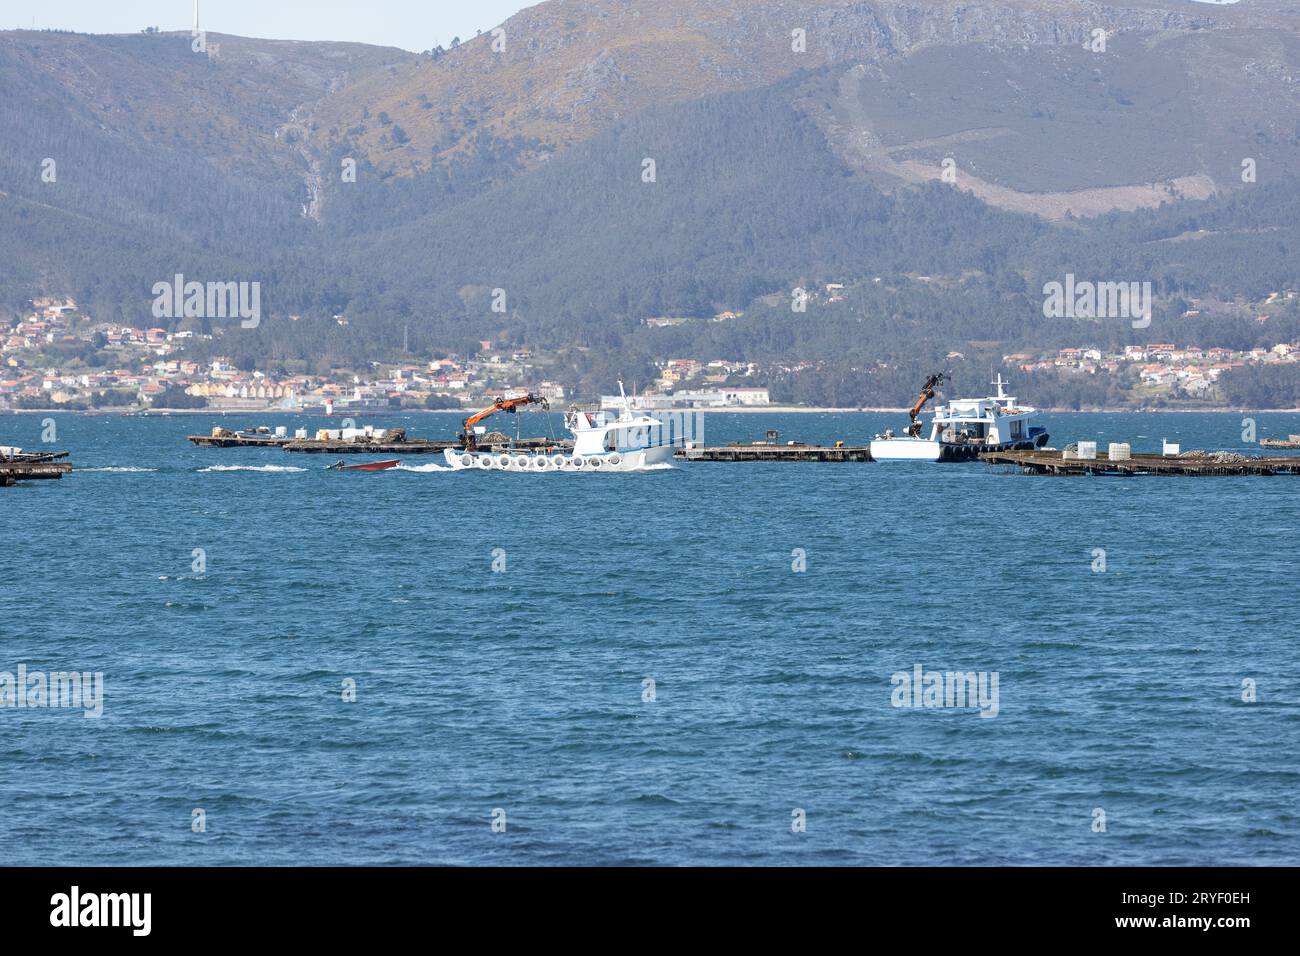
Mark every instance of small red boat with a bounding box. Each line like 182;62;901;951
327;459;401;472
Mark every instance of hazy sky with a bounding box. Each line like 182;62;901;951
0;0;537;52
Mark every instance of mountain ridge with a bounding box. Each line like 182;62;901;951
1;0;1297;383
310;0;1276;178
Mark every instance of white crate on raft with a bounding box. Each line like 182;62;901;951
1108;442;1131;460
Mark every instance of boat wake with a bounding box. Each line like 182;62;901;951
394;463;451;473
79;466;159;473
197;464;306;473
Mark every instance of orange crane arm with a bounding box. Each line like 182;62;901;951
464;395;536;431
907;373;946;435
460;393;549;448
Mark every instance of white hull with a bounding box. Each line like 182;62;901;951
443;445;676;472
869;438;943;462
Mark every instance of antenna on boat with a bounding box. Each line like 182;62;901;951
992;372;1008;399
618;379;632;416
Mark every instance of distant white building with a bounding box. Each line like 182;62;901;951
602;387;770;410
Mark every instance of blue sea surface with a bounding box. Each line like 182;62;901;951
2;410;1298;866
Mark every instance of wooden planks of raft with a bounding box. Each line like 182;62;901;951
187;434;292;448
981;449;1300;476
0;460;73;486
681;444;873;462
282;435;561;454
282;439;458;454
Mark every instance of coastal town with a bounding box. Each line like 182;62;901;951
2;294;1298;412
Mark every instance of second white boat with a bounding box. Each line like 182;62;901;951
871;374;1049;462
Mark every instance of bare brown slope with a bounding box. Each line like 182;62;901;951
311;0;1276;178
806;24;1300;220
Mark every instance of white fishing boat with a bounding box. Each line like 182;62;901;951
443;384;682;472
871;374;1049;463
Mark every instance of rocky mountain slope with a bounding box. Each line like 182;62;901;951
1;0;1297;356
308;0;1299;215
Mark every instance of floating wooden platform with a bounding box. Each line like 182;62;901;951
188;434;292;448
681;443;872;462
0;459;73;486
189;427;565;455
981;449;1300;476
1261;436;1300;449
283;438;458;454
284;435;566;455
3;451;70;463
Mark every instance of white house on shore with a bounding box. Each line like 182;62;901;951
602;387;770;410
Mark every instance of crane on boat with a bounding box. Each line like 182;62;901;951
459;393;549;450
906;373;947;437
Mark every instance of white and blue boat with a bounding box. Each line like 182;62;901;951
871;374;1049;462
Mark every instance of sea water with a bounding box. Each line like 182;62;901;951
1;411;1297;865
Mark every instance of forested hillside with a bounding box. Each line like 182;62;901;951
0;30;408;319
1;1;1298;402
281;70;1300;376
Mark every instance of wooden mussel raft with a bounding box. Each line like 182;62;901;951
188;419;562;455
0;448;73;486
679;431;872;461
1260;434;1300;449
285;427;456;454
681;443;872;462
188;425;291;448
189;423;454;454
981;448;1300;476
